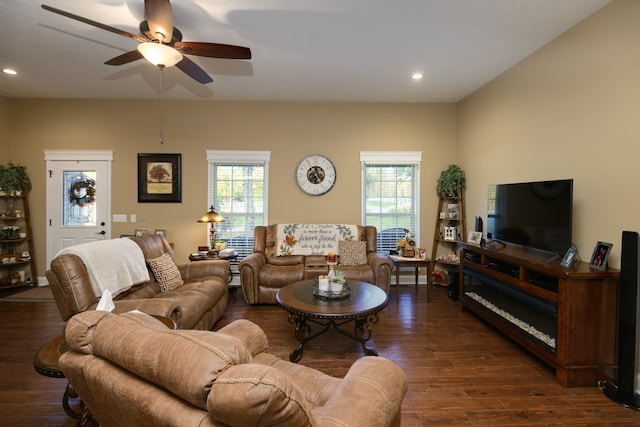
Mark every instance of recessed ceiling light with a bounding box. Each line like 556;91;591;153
411;72;423;80
3;68;17;75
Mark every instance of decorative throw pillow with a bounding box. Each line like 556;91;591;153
147;252;183;292
338;240;367;266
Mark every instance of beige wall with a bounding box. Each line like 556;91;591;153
0;96;8;158
458;0;640;268
4;0;638;278
5;100;456;277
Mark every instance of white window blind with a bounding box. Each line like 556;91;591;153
207;151;270;260
360;152;421;254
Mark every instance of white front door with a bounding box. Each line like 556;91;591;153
45;151;113;269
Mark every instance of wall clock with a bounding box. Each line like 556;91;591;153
295;155;336;196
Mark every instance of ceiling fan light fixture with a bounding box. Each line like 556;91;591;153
41;3;250;84
137;42;183;67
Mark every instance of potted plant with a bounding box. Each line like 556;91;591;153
0;162;32;196
330;270;346;293
436;164;466;197
212;239;227;251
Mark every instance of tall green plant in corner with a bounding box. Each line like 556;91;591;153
0;162;32;195
436;164;466;197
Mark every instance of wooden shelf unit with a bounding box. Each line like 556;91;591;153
431;190;466;286
0;192;37;288
458;242;619;387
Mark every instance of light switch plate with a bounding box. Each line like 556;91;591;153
113;214;127;223
130;214;137;223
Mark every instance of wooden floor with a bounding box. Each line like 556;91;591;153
1;284;638;426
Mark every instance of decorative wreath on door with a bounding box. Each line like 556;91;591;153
69;176;96;207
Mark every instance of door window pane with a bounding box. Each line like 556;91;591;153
63;172;96;226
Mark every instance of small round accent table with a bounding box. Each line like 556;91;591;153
33;315;176;423
33;334;86;421
276;280;388;363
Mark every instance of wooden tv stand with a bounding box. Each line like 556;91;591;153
458;242;619;387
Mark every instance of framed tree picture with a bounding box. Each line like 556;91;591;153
138;153;181;203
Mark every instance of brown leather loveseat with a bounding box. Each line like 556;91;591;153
239;224;393;304
61;310;408;426
46;234;229;330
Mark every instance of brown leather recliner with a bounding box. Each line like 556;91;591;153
239;225;393;304
61;310;408;427
46;234;229;330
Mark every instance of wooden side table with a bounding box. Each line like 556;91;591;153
33;334;85;421
189;251;238;285
388;255;432;302
33;315;175;424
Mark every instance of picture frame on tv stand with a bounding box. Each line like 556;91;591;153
560;247;578;268
589;241;613;270
467;231;483;246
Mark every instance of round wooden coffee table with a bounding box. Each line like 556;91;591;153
276;280;388;362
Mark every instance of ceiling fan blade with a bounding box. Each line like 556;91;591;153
41;4;147;43
144;0;173;43
176;57;213;84
105;50;144;66
174;42;251;60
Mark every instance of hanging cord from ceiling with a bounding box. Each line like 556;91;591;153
158;64;166;145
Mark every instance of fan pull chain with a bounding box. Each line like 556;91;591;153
159;65;165;145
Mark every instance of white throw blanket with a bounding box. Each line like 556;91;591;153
57;238;150;298
276;224;359;256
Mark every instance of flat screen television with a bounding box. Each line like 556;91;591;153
487;179;573;256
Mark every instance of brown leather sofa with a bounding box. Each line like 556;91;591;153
239;225;393;304
46;234;229;330
61;310;407;427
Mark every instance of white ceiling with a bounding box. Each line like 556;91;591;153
0;0;611;102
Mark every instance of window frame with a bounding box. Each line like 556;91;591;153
360;151;422;254
206;150;270;260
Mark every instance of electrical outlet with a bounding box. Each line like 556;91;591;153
113;214;127;223
130;214;137;223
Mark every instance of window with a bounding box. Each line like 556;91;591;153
360;152;421;254
207;151;270;260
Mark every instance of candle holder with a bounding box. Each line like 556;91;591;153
327;261;337;279
318;275;330;292
312;279;351;300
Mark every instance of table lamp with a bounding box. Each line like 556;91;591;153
197;206;224;250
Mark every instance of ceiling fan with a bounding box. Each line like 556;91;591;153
41;0;252;84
